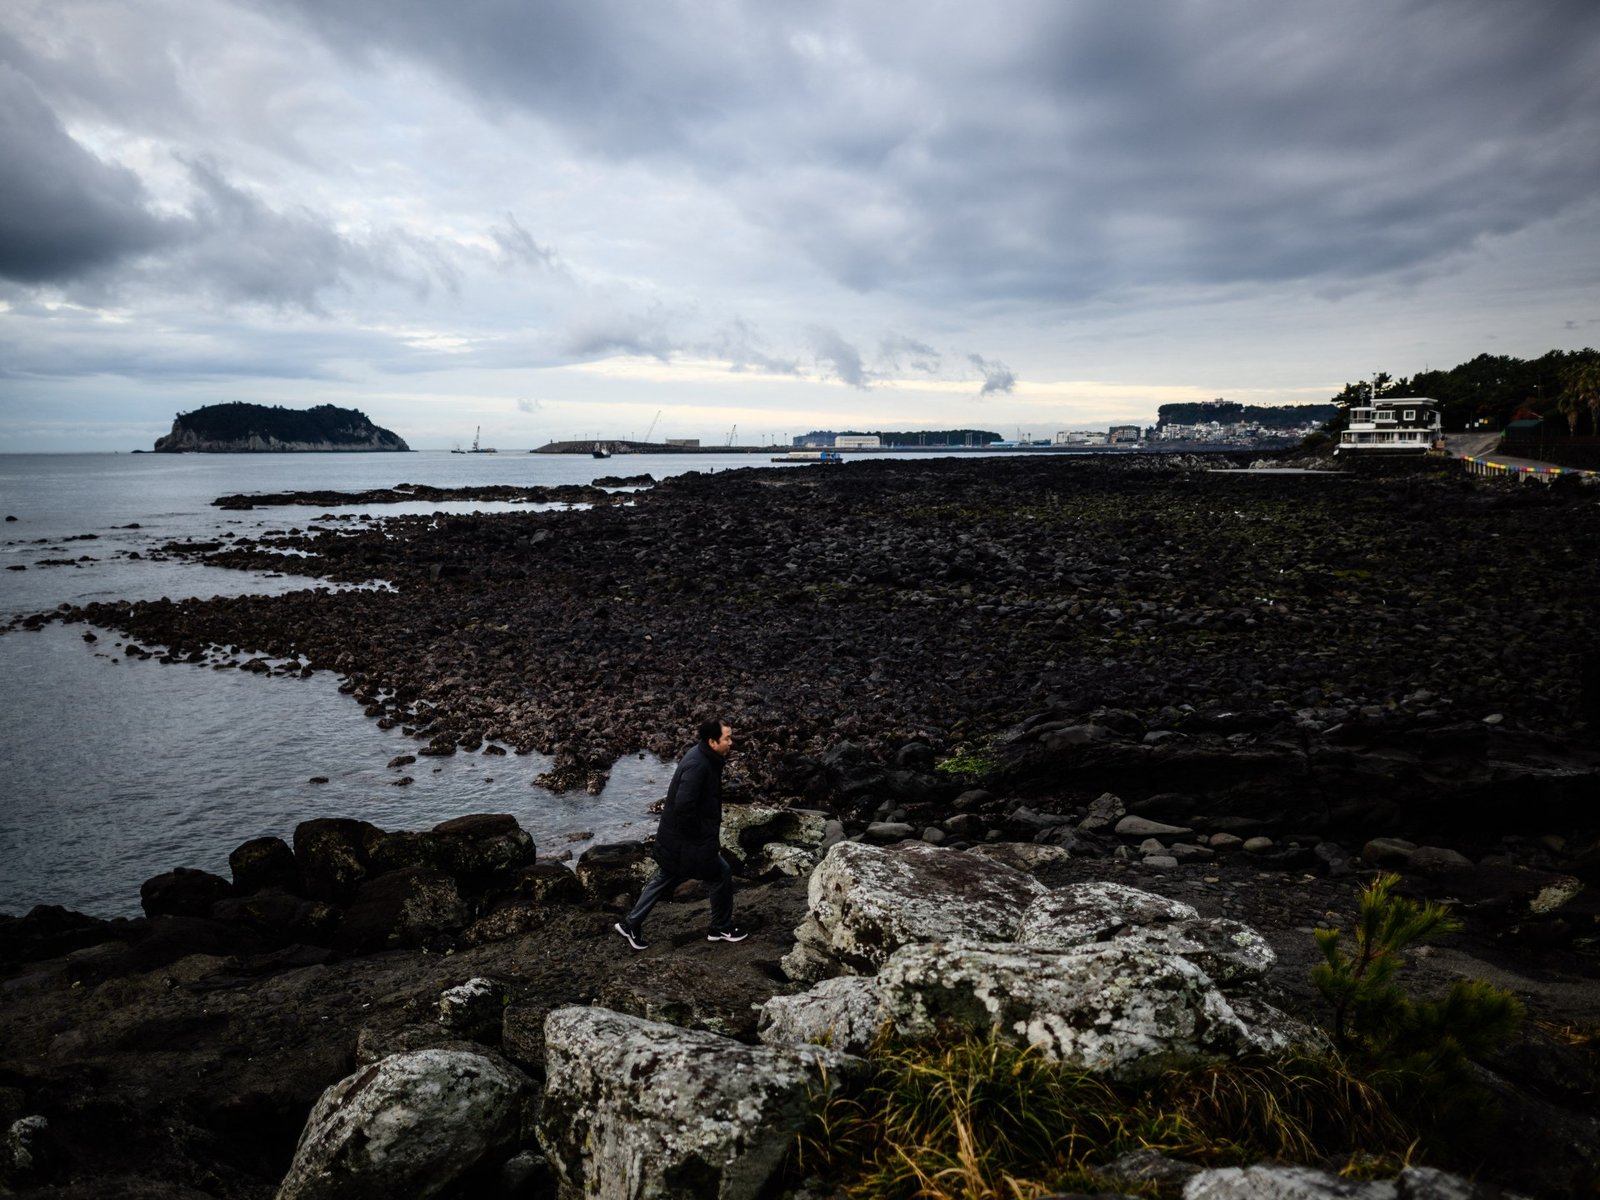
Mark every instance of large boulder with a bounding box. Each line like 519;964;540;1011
294;818;385;903
366;815;535;884
229;836;298;894
595;957;777;1040
720;804;827;875
781;841;1046;982
275;1049;528;1200
139;867;232;918
1182;1162;1529;1199
430;814;537;880
1016;882;1276;987
758;976;884;1056
575;842;655;903
538;1006;861;1200
514;859;586;904
877;940;1260;1081
333;867;470;954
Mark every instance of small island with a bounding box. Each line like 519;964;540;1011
151;403;410;453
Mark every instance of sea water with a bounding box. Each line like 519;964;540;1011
0;450;782;918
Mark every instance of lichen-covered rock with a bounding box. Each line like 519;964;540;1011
1017;881;1198;943
275;1049;527;1200
366;815;536;883
1016;883;1276;986
538;1006;861;1200
2;1115;55;1187
1182;1161;1529;1199
720;804;827;870
750;842;819;877
781;841;1046;981
595;956;778;1040
878;940;1254;1081
962;843;1075;874
1223;994;1329;1057
439;977;510;1037
758;976;884;1055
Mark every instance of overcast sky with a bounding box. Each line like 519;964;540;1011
2;0;1598;451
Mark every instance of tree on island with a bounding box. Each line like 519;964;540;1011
153;402;409;451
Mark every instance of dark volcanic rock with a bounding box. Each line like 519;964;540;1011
229;836;298;895
139;867;234;919
293;818;385;903
0;905;130;968
334;867;470;954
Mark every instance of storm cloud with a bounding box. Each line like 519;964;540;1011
1;0;1597;449
0;63;173;282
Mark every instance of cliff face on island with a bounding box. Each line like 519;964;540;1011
152;402;410;452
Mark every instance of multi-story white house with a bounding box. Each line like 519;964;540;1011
1335;398;1443;455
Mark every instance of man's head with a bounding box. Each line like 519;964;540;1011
698;717;733;756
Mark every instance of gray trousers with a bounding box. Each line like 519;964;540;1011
624;855;734;933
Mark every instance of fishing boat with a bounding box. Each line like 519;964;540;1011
592;443;612;459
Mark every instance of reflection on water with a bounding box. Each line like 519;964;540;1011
0;451;790;918
0;623;674;918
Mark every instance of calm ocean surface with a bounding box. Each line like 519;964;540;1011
0;449;810;918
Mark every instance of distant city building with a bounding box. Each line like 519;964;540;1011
665;438;701;447
834;435;881;448
1108;425;1142;444
1054;430;1108;446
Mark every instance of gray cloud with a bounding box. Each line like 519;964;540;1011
879;332;941;374
703;317;799;375
559;302;676;361
168;157;454;311
491;214;557;273
968;353;1016;396
515;396;542;414
4;0;1599;450
268;0;1600;306
0;63;174;283
807;325;871;389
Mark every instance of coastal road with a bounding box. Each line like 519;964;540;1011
1444;431;1596;480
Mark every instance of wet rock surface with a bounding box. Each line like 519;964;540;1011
1;455;1598;1196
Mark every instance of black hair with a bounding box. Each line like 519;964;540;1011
698;717;729;744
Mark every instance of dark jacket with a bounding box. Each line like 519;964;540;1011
652;741;725;882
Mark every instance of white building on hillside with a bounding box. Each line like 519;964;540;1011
1335;398;1443;455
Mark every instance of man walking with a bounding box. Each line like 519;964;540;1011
614;718;748;950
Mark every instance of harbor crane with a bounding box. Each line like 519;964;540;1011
643;409;662;444
726;423;737;447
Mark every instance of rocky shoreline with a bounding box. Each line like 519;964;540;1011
2;452;1597;1196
